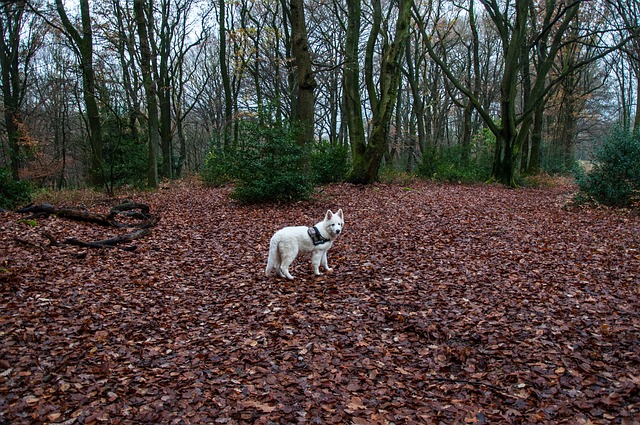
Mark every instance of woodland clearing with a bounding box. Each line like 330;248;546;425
1;181;639;424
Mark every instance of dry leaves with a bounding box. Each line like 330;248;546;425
1;182;639;424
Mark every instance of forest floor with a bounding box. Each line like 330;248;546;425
1;180;639;424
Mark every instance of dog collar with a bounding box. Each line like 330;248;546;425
308;226;330;245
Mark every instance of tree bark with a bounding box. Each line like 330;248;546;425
219;0;233;149
289;0;316;145
156;0;175;178
343;0;366;176
134;0;159;188
55;0;104;187
0;2;25;180
348;0;411;184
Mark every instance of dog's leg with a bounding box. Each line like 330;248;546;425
311;251;324;275
320;251;332;272
275;254;287;279
279;247;297;280
266;239;279;277
280;262;295;280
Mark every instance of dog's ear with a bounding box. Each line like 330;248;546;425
336;209;343;220
325;210;333;220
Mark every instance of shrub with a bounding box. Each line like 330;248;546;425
311;142;350;184
576;127;640;207
0;167;33;210
105;136;148;188
416;142;493;183
231;120;315;204
201;149;238;187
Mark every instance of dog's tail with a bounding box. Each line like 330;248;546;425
265;237;278;276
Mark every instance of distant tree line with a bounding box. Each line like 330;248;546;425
0;0;638;192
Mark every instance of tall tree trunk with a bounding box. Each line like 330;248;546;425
635;72;640;134
558;78;577;170
348;0;412;184
219;0;233;149
461;0;481;166
489;0;528;186
519;30;532;173
158;5;173;179
134;0;159;188
289;0;316;145
55;0;104;186
0;5;22;180
527;102;544;174
343;0;366;175
405;35;426;160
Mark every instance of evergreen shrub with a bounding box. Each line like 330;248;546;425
231;120;315;204
311;141;350;184
202;149;238;187
416;138;493;183
0;167;33;210
576;127;640;207
105;136;148;188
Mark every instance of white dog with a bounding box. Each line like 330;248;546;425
265;209;344;280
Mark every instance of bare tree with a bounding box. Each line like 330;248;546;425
348;0;412;184
53;0;105;186
610;0;640;132
417;0;611;185
134;0;159;188
0;1;42;179
288;0;316;145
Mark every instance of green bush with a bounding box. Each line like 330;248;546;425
416;142;493;183
202;149;238;187
576;127;640;207
231;120;315;204
105;136;148;188
0;167;33;210
311;142;350;184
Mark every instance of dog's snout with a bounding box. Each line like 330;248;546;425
336;229;341;234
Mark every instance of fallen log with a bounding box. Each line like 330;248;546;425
63;228;151;249
16;202;159;229
15;201;159;253
17;203;116;226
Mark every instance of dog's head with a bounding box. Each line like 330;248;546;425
324;209;344;237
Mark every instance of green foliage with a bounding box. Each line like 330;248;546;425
0;167;33;210
539;143;575;175
576;127;640;207
231;120;315;204
379;166;415;185
201;120;349;203
202;149;238;187
104;132;148;189
416;132;494;183
310;142;350;184
18;218;38;227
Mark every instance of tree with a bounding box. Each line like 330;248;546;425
417;0;590;185
342;0;365;179
54;0;105;186
288;0;316;145
108;0;143;141
134;0;159;188
347;0;412;184
0;1;40;180
154;0;207;178
610;0;640;133
218;0;233;148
